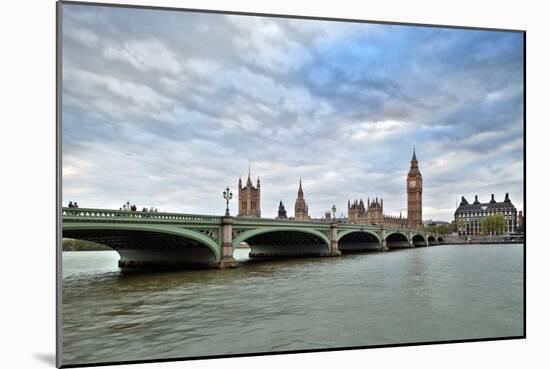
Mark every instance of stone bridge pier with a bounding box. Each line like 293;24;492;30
381;229;389;251
330;222;342;256
219;216;238;269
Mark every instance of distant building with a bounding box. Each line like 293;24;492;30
425;220;450;228
407;148;423;228
294;179;309;221
238;168;261;218
454;193;517;235
347;198;407;227
346;148;420;229
276;200;288;219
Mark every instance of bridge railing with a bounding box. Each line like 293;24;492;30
233;217;330;226
338;223;425;233
61;207;221;223
61;208;429;233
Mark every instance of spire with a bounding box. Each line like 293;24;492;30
245;160;252;185
297;178;304;198
411;145;417;163
277;200;287;219
257;176;260;187
408;146;420;175
246;161;252;186
238;176;242;188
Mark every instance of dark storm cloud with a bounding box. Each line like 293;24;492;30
61;4;524;221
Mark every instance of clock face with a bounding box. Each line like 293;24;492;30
409;180;416;188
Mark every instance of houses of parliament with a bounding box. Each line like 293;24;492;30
238;149;423;228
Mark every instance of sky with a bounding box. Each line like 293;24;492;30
61;4;524;222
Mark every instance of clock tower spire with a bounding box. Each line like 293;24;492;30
407;146;423;228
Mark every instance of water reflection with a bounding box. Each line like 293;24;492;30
62;244;524;366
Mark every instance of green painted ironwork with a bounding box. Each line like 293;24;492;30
63;221;222;260
62;207;221;224
231;226;331;250
337;228;382;242
62;207;437;263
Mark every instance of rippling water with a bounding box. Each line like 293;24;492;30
61;244;524;365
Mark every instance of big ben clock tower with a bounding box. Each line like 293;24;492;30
407;147;423;228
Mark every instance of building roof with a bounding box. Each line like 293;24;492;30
455;193;516;216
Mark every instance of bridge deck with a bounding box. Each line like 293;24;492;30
61;207;439;269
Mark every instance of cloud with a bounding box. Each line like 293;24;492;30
61;4;524;221
344;120;410;141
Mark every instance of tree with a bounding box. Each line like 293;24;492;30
494;213;506;234
436;224;450;234
454;218;465;234
481;213;506;235
482;216;493;235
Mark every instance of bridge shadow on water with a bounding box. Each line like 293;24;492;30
63;243;436;299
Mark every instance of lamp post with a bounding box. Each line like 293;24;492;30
223;185;233;217
331;204;336;221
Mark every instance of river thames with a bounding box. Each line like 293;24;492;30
61;244;524;365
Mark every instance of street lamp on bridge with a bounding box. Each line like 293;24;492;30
223;185;233;217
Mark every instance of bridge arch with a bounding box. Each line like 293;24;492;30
437;236;444;243
337;230;381;252
412;234;427;247
63;223;221;267
428;235;436;244
337;229;381;243
232;227;331;258
385;231;409;249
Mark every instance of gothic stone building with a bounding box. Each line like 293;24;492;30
454;193;517;235
347;149;421;229
238;171;261;217
276;200;288;219
347;198;407;227
407;148;423;228
294;179;309;221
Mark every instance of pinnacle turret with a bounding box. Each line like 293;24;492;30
297;178;304;198
238;163;261;217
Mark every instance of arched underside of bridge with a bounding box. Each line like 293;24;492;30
338;231;381;252
412;234;427;247
386;232;410;249
437;237;444;243
238;230;330;258
63;229;219;268
428;236;436;244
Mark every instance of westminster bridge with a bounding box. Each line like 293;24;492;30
62;207;443;269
